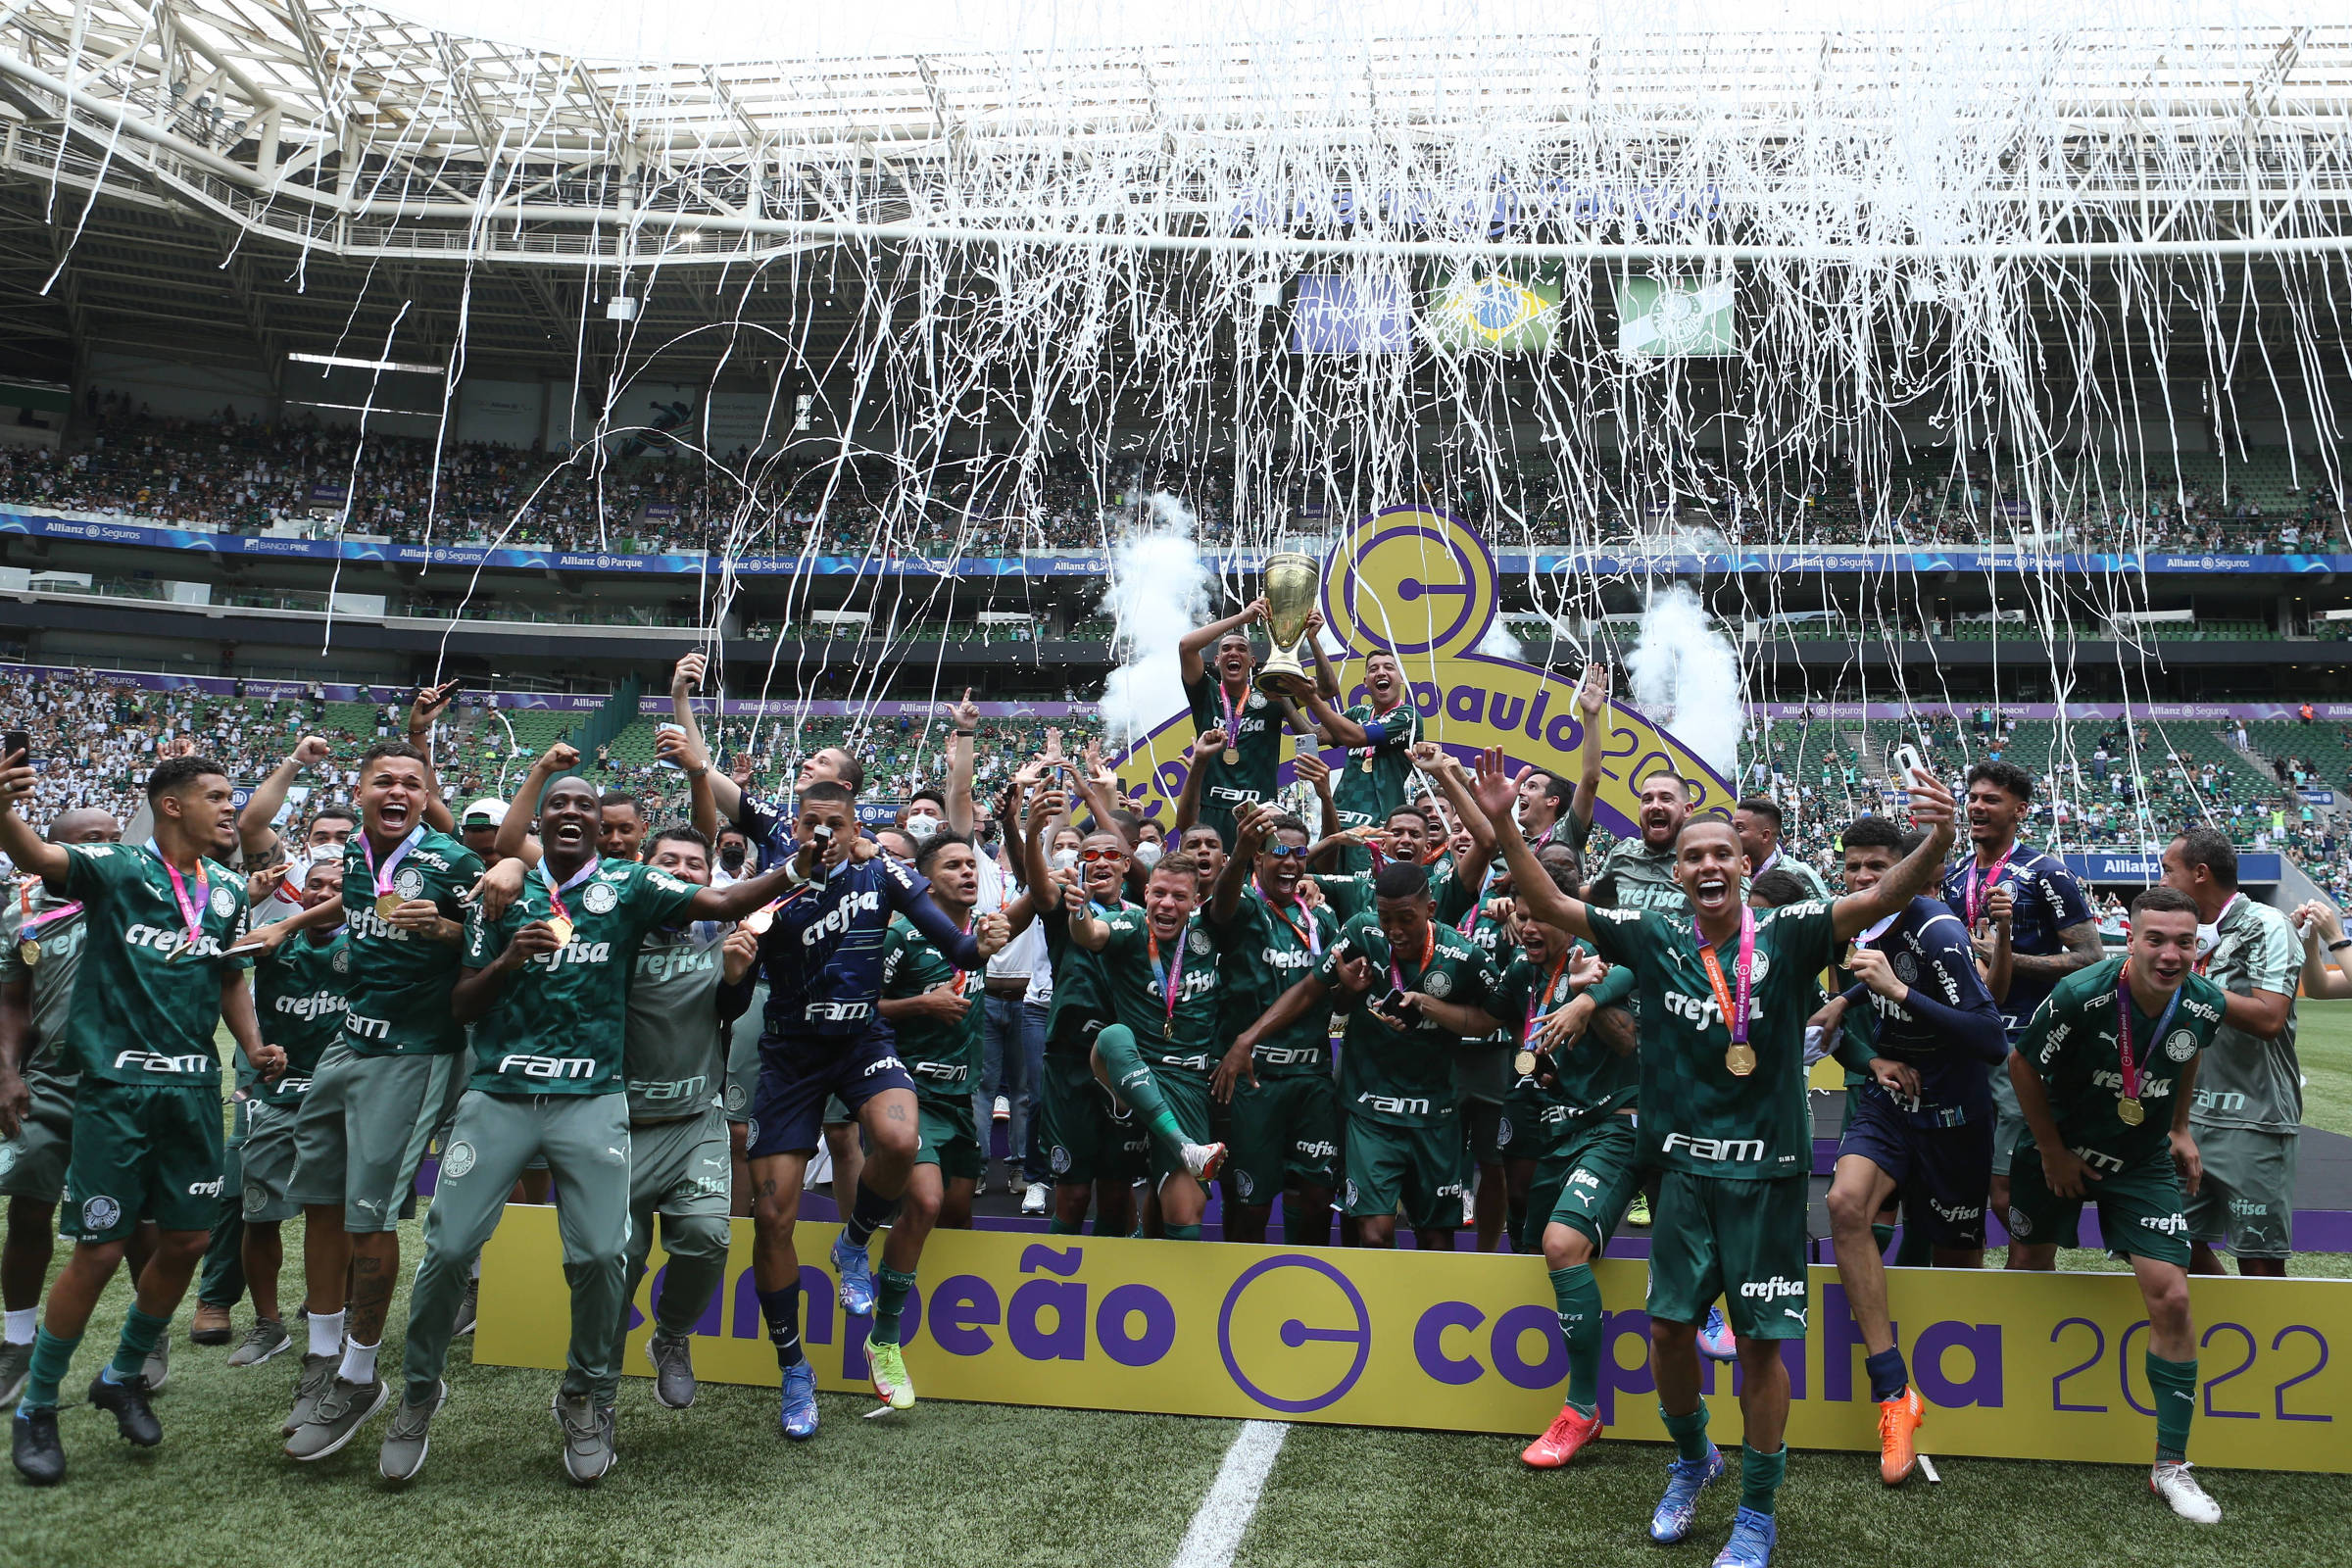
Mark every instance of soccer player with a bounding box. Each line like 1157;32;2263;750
2158;827;2299;1279
2005;886;2229;1524
1240;859;1499;1250
273;741;486;1461
0;808;124;1409
0;755;285;1486
600;792;649;862
1945;760;2099;1218
1501;867;1642;1468
1732;799;1830;902
1209;806;1345;1246
230;857;350;1370
1065;850;1230;1235
1178;598;1317;849
739;779;1006;1443
867;831;1030;1408
456;798;507;865
608;825;760;1413
1479;748;1957;1568
382;776;790;1484
1809;817;2005;1484
1300;649;1423;873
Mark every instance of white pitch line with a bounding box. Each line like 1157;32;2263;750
1169;1420;1291;1568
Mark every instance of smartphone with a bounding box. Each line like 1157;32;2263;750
655;721;685;768
1892;743;1926;782
1;730;26;768
810;823;835;845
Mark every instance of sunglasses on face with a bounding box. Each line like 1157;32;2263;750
1079;848;1127;863
1263;843;1312;859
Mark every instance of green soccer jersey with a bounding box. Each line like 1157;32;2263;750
1210;885;1342;1077
1042;898;1125;1055
341;826;486;1058
882;913;986;1105
623;925;734;1122
1496;945;1641;1130
2017;956;2230;1168
1315;856;1479;927
1097;907;1223;1078
464;858;703;1097
55;842;251;1088
1330;699;1424;834
1588;837;1689;917
252;928;349;1104
1185;671;1286;818
2188;896;2302;1135
0;881;90;1081
1312;871;1373;925
1584;901;1838;1181
1321;913;1500;1128
1452;904;1517;1102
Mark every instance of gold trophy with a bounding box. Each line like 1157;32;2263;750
1253;551;1322;698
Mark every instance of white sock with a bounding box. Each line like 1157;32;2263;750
337;1337;379;1385
308;1308;346;1358
3;1307;34;1345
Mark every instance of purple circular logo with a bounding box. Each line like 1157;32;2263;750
1217;1253;1373;1414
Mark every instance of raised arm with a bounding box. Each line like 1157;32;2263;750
1564;664;1609;845
1418;745;1495;878
408;681;460;837
0;758;70;887
1303;612;1342;701
683;858;798;922
671;652;744;825
944;689;981;837
655;708;720;843
2291;902;2352;999
1177;598;1267;686
1469;748;1596;941
495;742;576;865
1830;769;1958;939
1296;752;1343;842
241;735;333;859
1211;803;1269;926
1172;728;1222;836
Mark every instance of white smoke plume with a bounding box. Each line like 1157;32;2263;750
1627;585;1743;782
1476;619;1526;662
1100;492;1213;745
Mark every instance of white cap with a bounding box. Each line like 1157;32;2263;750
460;798;508;828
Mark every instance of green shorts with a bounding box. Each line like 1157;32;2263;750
1226;1072;1341;1205
286;1044;449;1235
628;1105;733;1221
1646;1170;1810;1340
0;1066;77;1204
1145;1071;1215;1187
1521;1115;1642;1252
61;1079;224;1242
1343;1116;1466;1229
2182;1124;2297;1260
1494;1087;1562;1164
239;1098;304;1224
915;1096;983;1183
2008;1145;2192;1267
1041;1051;1146;1188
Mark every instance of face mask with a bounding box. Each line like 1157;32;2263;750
1133;841;1165;870
906;812;940;843
718;841;747;870
1050;848;1080;872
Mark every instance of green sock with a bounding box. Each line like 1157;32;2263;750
1165;1223;1202;1241
1871;1222;1895;1256
20;1327;82;1413
1550;1264;1603;1415
1048;1215;1084;1235
2148;1352;2197;1462
110;1305;171;1382
1093;1025;1187;1160
1660;1400;1712;1462
1740;1443;1788;1515
870;1266;917;1348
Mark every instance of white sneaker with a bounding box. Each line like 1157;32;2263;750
2151;1460;2221;1524
1021;1181;1049;1216
992;1095;1011;1122
1181;1142;1227;1181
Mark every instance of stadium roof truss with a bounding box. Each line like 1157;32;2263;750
0;4;2350;270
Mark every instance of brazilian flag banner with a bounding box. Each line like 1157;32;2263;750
1424;265;1563;354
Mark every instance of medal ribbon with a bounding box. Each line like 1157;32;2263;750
146;839;211;952
1148;926;1187;1035
1694;908;1756;1046
1964;844;2016;927
1525;950;1570;1045
539;855;601;931
1263;888;1321;956
1388;923;1436;996
359;824;424;907
1218;681;1245;753
19;881;81;938
2114;962;2182;1111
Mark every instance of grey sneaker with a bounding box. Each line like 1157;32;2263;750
284;1375;388;1461
0;1340;31;1407
141;1336;169;1395
555;1390;614;1487
283;1351;336;1436
228;1318;291;1369
453;1277;479;1337
646;1331;697;1410
377;1380;448;1483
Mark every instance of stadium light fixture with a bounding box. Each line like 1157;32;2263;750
287;352;444;375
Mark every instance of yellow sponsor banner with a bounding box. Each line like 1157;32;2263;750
477;1209;2350;1472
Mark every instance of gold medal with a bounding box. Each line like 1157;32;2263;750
374;892;404;919
1360;755;1373;774
1222;748;1240;766
1513;1048;1540;1078
546;915;574;947
17;938;37;967
1725;1042;1757;1077
745;905;775;935
2118;1097;2145;1126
